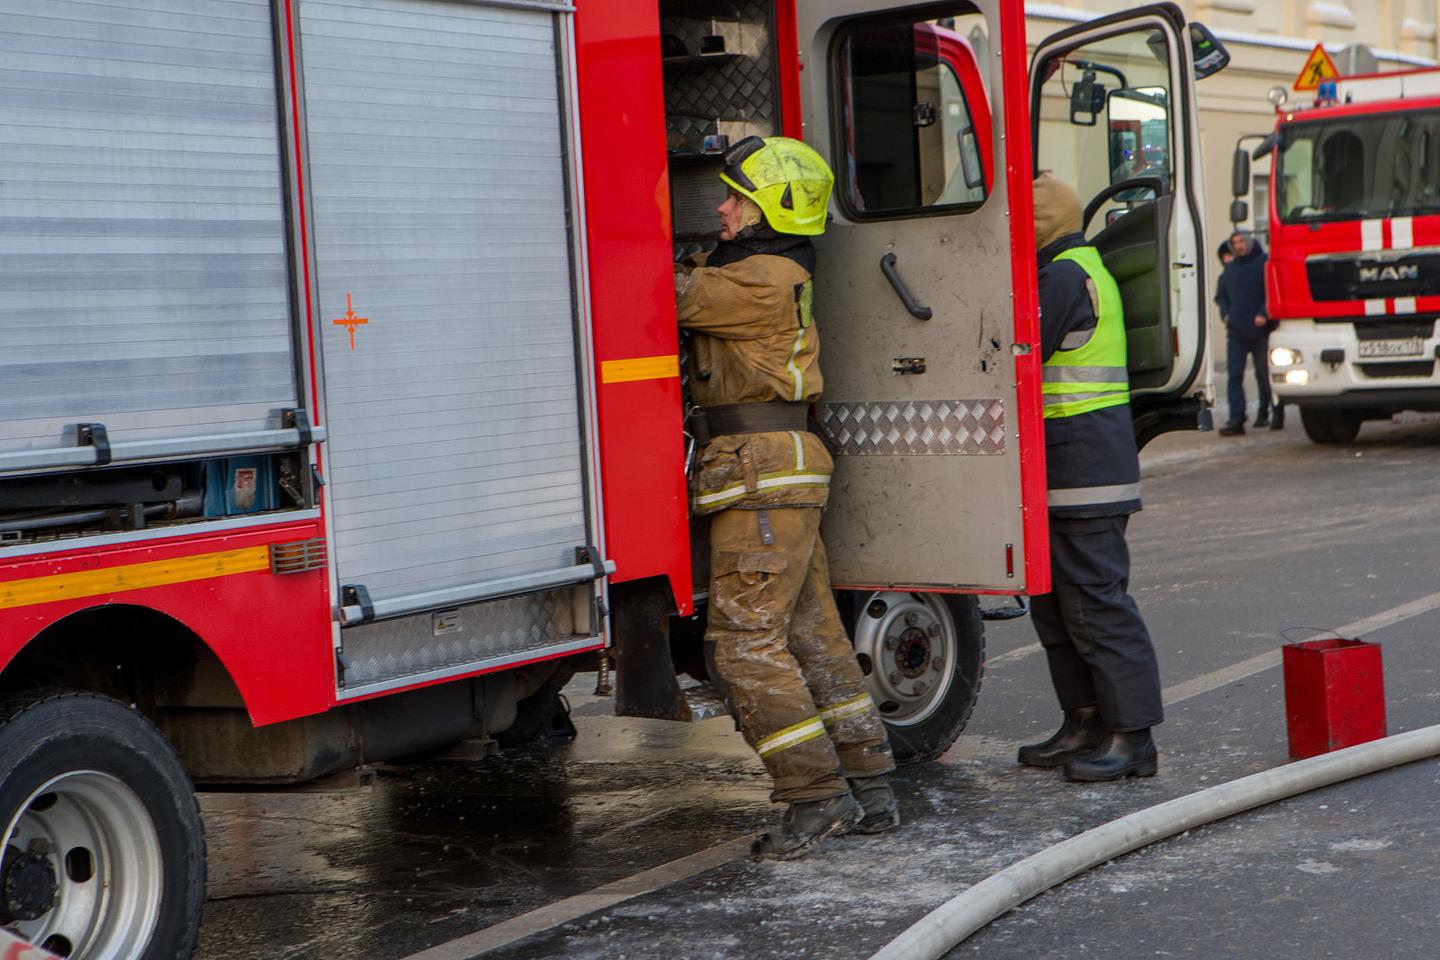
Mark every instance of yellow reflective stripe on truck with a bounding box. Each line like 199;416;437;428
600;355;681;384
0;547;272;611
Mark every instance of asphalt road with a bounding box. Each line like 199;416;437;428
197;415;1440;960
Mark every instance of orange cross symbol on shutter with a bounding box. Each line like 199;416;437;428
332;292;369;350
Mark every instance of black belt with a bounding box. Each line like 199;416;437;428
691;401;809;445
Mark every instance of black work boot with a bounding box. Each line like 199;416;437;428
1017;705;1104;768
1253;410;1270;428
1217;421;1245;437
1063;729;1159;782
1270;406;1285;430
750;793;863;861
846;775;900;835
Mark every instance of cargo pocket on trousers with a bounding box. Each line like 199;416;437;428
711;550;790;631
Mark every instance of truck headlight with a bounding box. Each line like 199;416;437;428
1271;347;1301;367
1284;369;1310;385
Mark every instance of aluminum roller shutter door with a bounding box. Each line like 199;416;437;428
0;0;296;456
301;0;588;603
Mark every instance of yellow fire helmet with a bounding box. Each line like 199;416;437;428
720;136;834;237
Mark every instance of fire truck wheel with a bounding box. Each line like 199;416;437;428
0;692;204;959
1299;407;1362;445
842;592;985;765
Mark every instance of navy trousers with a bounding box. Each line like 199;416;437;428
1030;516;1163;732
1226;333;1273;426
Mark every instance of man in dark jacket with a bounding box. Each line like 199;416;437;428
1215;230;1280;434
1017;174;1163;782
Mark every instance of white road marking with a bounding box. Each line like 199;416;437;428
1163;589;1440;705
988;589;1440;695
397;837;753;960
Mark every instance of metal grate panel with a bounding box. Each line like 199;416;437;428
820;400;1006;456
270;538;328;574
661;0;778;152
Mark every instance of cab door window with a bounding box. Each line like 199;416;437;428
833;7;991;217
1034;29;1174;227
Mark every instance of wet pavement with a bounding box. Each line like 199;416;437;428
197;417;1440;960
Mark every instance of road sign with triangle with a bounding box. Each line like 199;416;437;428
1294;44;1339;91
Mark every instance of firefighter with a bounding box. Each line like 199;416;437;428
1017;173;1163;782
676;136;897;860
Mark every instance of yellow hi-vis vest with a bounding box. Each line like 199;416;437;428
1042;246;1129;419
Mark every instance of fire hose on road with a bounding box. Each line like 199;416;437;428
870;723;1440;960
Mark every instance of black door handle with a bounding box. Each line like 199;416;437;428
879;253;932;320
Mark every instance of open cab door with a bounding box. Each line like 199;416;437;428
1031;4;1227;446
796;0;1046;598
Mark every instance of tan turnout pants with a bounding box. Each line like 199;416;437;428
706;506;895;803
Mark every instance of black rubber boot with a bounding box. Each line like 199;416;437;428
1063;729;1159;782
1017;705;1104;768
750;793;863;861
846;775;900;835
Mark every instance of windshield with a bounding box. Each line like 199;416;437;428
1277;110;1440;223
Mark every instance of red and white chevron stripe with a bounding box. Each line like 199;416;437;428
1358;216;1419;316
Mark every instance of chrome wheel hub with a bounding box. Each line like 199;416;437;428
3;771;163;958
852;592;957;727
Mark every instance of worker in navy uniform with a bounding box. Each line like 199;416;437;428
1017;173;1163;781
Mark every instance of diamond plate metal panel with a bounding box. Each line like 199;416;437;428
341;587;580;688
820;400;1006;456
661;0;777;152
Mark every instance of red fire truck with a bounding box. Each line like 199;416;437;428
1233;68;1440;444
0;1;1223;955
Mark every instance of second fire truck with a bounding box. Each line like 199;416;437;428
1233;67;1440;443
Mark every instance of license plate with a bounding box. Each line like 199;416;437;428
1357;337;1424;358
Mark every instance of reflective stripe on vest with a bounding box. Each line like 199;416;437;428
1043;246;1129;419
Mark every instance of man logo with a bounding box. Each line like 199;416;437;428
1358;264;1420;283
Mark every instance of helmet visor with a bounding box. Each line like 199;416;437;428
721;136;766;194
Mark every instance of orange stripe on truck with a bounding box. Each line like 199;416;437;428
0;546;271;611
600;354;680;384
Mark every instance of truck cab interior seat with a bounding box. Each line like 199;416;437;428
1090;195;1175;390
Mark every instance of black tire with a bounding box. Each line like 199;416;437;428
840;592;985;764
1300;406;1362;444
0;692;204;959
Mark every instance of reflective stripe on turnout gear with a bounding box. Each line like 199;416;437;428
818;692;875;728
1044;245;1129;419
756;715;828;757
693;470;831;509
1048;481;1141;508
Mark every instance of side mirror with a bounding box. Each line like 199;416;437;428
1230;199;1250;223
1070;71;1104;126
1189;23;1231;80
1231;147;1251;198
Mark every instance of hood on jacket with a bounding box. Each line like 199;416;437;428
1033;173;1083;252
1228;231;1265;260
